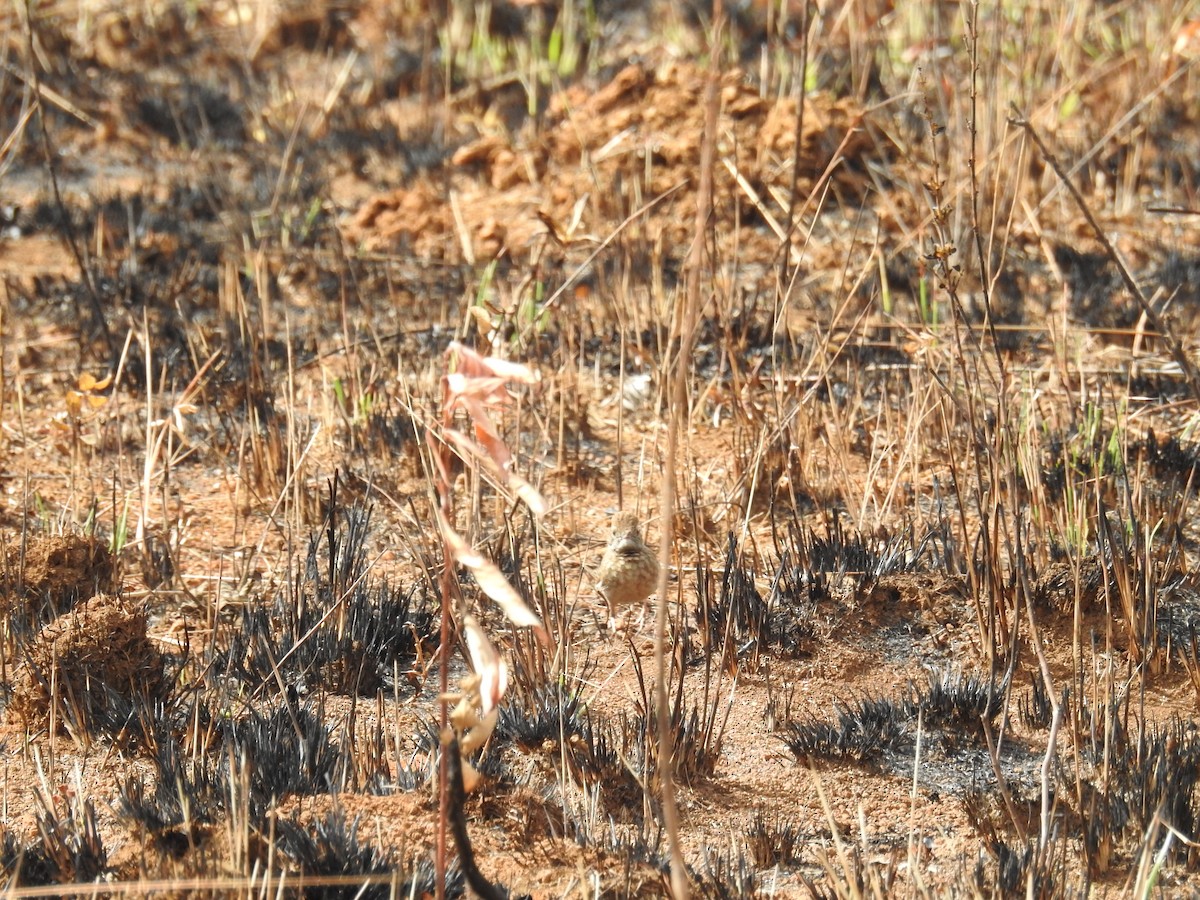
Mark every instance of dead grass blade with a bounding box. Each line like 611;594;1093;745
1011;107;1200;406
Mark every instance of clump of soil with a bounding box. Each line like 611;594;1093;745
1;534;116;615
345;58;885;259
8;593;165;734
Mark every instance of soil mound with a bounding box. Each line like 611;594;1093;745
9;593;166;734
2;534;115;615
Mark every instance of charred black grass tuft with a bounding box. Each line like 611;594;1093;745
275;810;396;900
783;695;910;765
217;701;342;816
1018;674;1054;731
697;534;768;666
0;827;58;888
977;841;1040;897
277;814;465;899
2;793;113;889
784;517;919;588
389;761;428;793
916;669;1007;731
214;489;436;698
569;714;624;782
410;857;465;899
568;715;643;822
764;551;825;656
1077;779;1131;874
691;844;758;900
753;519;944;660
85;633;200;754
33;790;109;885
585;823;671;891
495;681;586;751
744;810;803;868
699;533;830;665
1105;717;1200;860
1135;429;1200;491
1002;692;1200;876
784;670;1006;766
116;713;224;849
971;831;1083;899
117;777;210;857
627;703;723;784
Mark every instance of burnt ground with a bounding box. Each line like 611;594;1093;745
2;0;1200;897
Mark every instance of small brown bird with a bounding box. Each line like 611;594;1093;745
596;511;659;629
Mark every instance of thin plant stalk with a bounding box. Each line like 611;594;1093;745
434;385;455;900
654;4;723;898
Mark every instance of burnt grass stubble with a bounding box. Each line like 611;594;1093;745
3;1;1200;897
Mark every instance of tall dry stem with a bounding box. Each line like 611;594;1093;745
654;4;723;898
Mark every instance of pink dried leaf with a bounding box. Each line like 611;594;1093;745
445;372;512;409
458;393;505;446
442;427;491;466
436;509;543;630
447;341;538;385
442;428;511;485
478;357;538;384
445;341;493;377
443;430;546;519
472;419;512;470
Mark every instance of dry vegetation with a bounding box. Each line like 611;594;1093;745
1;0;1200;896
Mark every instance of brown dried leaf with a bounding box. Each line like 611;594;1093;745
449;694;480;733
442;428;486;466
426;431;453;487
460;756;482;792
464;613;508;715
466;305;495;336
511;474;547;519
